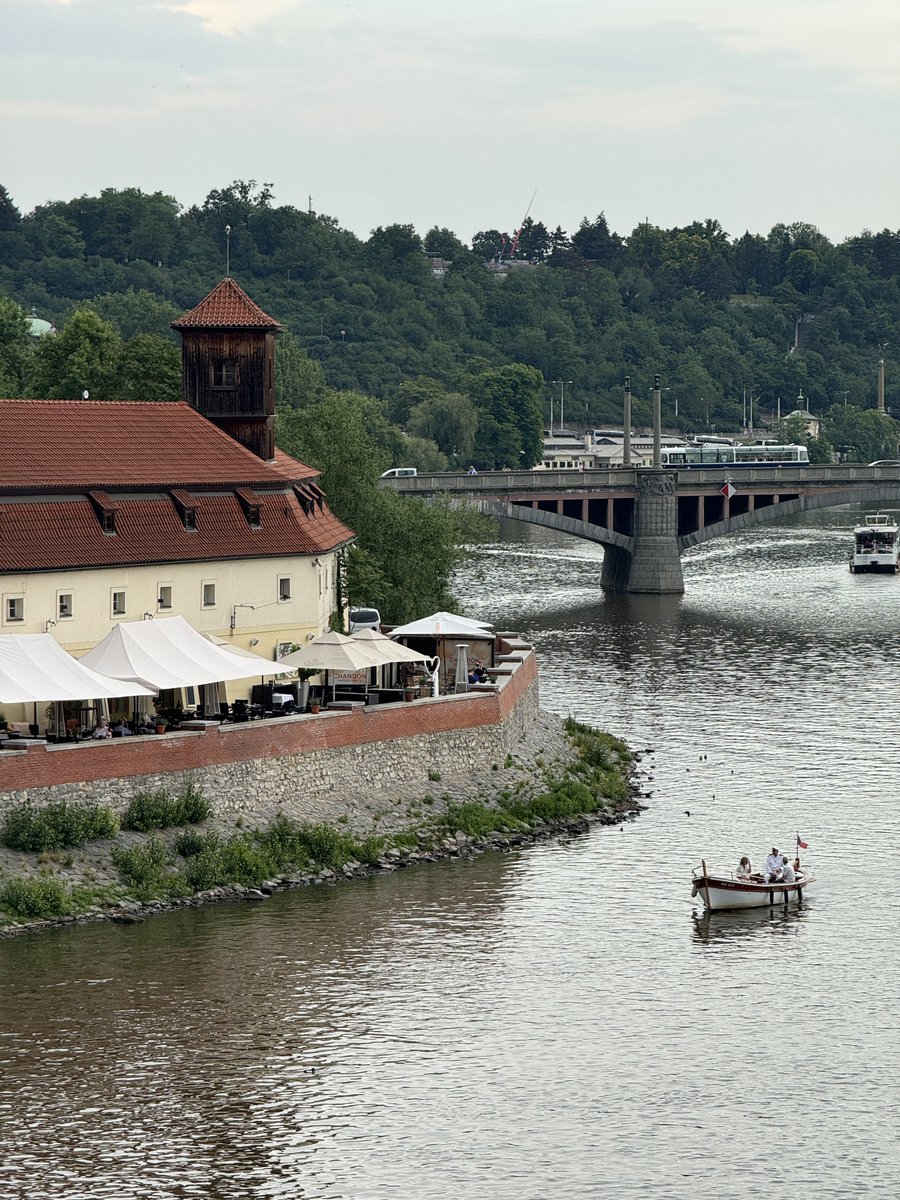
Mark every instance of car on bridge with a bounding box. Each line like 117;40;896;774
868;460;900;467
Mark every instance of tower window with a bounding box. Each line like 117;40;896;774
212;360;236;388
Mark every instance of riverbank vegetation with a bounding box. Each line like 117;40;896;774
0;720;634;928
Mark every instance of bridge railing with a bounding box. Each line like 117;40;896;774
381;464;900;495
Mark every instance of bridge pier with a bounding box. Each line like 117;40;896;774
602;471;684;594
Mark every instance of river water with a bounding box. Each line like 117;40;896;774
2;506;899;1199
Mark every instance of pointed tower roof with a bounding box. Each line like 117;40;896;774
171;277;282;330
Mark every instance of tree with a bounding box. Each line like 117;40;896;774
276;394;477;622
825;405;900;463
471;229;506;260
275;334;327;408
91;288;181;340
0;184;21;231
0;297;31;397
467;364;544;468
407;390;478;464
27;309;123;399
116;334;181;401
423;226;467;260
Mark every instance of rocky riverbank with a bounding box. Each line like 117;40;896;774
0;714;644;937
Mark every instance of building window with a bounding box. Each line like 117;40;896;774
278;576;292;602
202;582;217;608
182;508;197;531
212;360;236;388
157;585;173;610
58;593;73;619
112;590;126;617
102;510;117;534
5;596;24;622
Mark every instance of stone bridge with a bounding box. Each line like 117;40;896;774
383;465;900;593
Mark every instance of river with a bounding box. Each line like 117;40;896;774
2;506;899;1199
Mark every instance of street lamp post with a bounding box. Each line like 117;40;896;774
551;379;572;433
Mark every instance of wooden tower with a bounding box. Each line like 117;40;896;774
172;278;282;460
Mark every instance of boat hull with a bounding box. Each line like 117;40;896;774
691;874;815;911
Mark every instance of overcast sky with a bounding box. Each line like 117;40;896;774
4;0;899;246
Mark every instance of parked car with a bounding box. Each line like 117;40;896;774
380;467;417;478
349;607;381;633
868;460;900;467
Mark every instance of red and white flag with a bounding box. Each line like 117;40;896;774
796;833;809;850
720;482;736;499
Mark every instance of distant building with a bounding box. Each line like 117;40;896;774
26;308;56;338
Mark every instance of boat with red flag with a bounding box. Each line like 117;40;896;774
691;839;815;911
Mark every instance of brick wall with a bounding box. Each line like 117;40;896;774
0;649;540;826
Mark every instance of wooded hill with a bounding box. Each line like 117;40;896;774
1;179;898;444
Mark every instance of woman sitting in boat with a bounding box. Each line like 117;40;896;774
736;856;753;879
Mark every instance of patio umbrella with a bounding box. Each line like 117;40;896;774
277;631;382;702
388;611;493;638
351;628;439;696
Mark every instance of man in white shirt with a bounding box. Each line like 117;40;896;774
764;848;783;882
781;857;796;883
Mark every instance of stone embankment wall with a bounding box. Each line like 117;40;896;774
0;646;540;831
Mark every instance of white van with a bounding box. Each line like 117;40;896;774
349;607;381;633
380;467;417;479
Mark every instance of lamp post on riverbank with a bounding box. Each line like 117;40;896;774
551;379;572;433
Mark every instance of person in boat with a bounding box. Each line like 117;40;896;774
781;856;796;884
736;856;752;879
793;857;804;878
763;847;784;883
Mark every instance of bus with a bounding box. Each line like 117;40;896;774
659;443;810;468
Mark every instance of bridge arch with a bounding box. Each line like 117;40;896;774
473;499;633;553
679;484;900;552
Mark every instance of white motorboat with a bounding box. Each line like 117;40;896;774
691;860;815;911
850;513;900;573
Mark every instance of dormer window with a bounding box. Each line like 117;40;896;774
88;490;119;535
170;489;198;532
212;360;236;388
235;488;261;529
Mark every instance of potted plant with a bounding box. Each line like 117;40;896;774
295;668;318;712
308;700;321;714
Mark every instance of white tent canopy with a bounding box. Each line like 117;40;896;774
79;616;284;691
388;611;494;638
0;634;155;705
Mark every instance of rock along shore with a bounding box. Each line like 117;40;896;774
0;712;645;938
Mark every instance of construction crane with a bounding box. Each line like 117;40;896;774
499;190;537;262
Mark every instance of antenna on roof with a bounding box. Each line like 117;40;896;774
225;224;232;277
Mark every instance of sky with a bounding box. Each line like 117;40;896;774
3;0;899;246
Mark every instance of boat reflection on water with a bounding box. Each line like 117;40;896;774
691;904;812;947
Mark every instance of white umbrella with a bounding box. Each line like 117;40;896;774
388;611;493;638
277;630;381;672
278;631;382;702
349;628;433;665
351;628;439;697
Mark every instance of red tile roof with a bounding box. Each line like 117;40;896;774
0;399;317;491
0;490;354;573
171;278;282;330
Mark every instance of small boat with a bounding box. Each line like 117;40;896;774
691;859;815;911
849;513;900;573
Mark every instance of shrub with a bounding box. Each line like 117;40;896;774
1;801;119;852
174;829;206;858
0;877;72;919
122;785;210;832
112;837;173;886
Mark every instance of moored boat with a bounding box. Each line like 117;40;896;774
850;513;900;573
691;859;815;911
